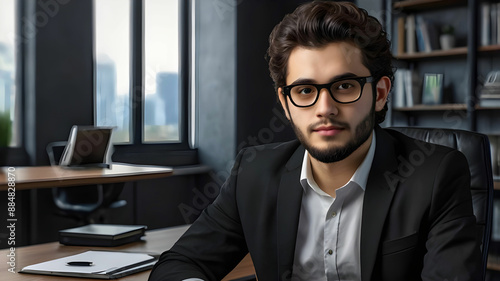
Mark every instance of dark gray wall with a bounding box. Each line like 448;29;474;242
195;0;237;174
195;0;312;176
235;0;307;151
357;0;385;23
24;0;94;166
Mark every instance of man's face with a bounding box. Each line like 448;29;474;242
278;42;387;163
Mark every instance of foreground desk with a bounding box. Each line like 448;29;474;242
0;225;256;280
0;163;174;191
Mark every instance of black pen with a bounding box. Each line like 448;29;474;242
67;261;93;266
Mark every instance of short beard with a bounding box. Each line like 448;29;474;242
288;104;375;163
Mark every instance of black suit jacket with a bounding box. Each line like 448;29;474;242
149;126;481;281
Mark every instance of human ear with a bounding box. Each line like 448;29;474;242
278;88;291;120
374;76;391;112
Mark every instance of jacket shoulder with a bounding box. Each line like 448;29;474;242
237;139;303;171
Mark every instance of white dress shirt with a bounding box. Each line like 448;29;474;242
291;132;376;281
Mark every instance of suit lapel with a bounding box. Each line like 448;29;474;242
276;145;304;280
360;126;401;281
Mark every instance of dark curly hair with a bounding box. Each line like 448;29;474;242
267;1;393;123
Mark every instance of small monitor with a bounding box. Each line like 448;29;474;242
59;126;114;168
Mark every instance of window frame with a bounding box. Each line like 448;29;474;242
0;0;21;148
0;0;31;166
97;0;193;160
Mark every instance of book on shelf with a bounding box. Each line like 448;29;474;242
493;2;498;45
482;3;491;46
397;16;405;55
395;14;441;55
481;2;500;46
405;14;416;54
59;224;147;247
393;69;420;108
479;70;500;107
415;17;426;53
479;97;500;107
393;70;406;108
415;16;439;53
478;91;500;106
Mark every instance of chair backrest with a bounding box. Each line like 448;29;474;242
46;141;126;223
46;141;69;166
389;127;493;279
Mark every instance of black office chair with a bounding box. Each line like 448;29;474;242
389;127;493;280
46;141;127;224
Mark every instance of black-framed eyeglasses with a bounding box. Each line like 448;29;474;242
281;76;375;107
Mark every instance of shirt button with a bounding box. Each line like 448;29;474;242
328;249;333;255
331;212;337;217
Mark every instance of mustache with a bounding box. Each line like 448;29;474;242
308;118;350;131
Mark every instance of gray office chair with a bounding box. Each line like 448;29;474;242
46;141;127;224
389;127;493;280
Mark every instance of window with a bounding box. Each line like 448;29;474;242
94;0;131;143
144;0;180;142
0;0;18;146
94;0;184;145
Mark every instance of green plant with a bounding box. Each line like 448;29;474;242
0;111;12;147
441;25;455;35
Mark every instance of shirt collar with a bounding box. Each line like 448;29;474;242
300;130;376;194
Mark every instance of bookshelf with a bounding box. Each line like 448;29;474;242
390;1;474;119
388;0;500;274
389;0;500;121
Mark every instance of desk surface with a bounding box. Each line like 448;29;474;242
0;163;173;191
0;224;256;280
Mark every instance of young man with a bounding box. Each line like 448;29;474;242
149;1;481;280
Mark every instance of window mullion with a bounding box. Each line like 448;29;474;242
131;0;144;145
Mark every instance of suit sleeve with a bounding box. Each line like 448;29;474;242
148;150;249;281
422;150;482;281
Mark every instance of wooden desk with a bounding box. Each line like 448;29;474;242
0;225;256;280
0;163;173;191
